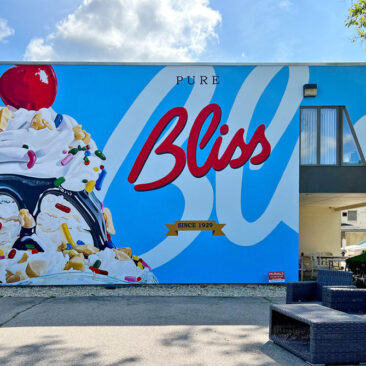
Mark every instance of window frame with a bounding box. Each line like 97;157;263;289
300;106;365;166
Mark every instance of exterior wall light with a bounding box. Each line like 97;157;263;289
303;84;317;97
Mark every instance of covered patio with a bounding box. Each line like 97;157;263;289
299;193;366;279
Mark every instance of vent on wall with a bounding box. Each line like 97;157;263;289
348;210;357;221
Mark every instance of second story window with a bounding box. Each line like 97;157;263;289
300;106;365;166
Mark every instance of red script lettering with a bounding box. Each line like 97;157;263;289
128;103;271;191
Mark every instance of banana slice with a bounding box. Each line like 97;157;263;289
73;125;85;140
26;260;47;278
103;207;116;235
6;270;26;283
64;254;85;271
18;252;29;264
74;244;99;258
73;125;90;144
120;247;131;257
30;113;52;130
63;249;78;258
82;132;91;144
113;248;130;261
19;209;36;228
0;106;13;132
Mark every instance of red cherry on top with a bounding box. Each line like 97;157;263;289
0;65;58;110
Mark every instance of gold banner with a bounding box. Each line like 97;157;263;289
166;220;225;236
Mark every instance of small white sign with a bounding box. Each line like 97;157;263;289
269;271;285;283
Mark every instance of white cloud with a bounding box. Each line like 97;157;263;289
0;18;15;42
279;0;292;10
25;38;55;60
24;0;221;62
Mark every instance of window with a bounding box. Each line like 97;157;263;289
300;106;365;166
300;109;317;164
343;111;362;165
320;108;337;165
348;210;357;221
342;212;347;217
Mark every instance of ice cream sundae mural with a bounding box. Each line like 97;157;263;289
0;63;307;285
0;65;157;285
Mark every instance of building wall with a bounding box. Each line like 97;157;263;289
345;232;366;246
0;63;301;285
355;207;366;226
341;207;366;226
299;206;341;256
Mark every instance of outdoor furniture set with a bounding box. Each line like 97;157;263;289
270;270;366;365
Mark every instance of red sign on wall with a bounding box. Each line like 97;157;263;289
268;271;285;283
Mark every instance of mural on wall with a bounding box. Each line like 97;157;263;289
0;63;303;285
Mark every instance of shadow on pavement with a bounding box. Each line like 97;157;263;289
0;296;306;366
0;335;141;366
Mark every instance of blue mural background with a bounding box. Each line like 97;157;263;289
3;63;361;283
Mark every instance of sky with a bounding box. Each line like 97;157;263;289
0;0;365;62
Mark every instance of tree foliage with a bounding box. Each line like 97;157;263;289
346;0;366;41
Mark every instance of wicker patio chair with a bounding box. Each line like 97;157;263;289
286;269;353;304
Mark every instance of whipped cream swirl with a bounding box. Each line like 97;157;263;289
0;107;101;191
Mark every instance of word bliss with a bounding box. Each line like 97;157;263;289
128;103;271;191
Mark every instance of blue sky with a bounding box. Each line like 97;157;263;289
0;0;365;62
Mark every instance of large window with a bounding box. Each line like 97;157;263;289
300;106;365;166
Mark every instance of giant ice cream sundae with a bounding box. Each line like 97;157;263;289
0;65;157;285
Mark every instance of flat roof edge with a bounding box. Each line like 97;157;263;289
2;61;366;66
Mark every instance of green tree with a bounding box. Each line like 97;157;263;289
346;0;366;41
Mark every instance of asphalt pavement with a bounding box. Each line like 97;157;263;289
0;295;308;366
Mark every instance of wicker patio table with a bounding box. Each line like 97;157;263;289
270;303;366;365
323;286;366;313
